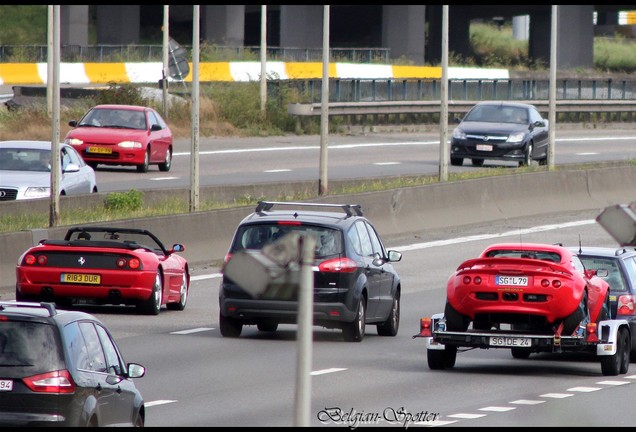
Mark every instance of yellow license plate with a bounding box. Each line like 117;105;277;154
61;273;101;284
88;146;112;154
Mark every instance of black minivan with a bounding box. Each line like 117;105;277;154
0;301;146;427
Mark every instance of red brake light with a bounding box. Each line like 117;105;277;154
22;369;76;394
462;276;471;284
128;258;141;269
37;255;47;265
585;323;599;343
24;254;36;265
617;295;636;316
116;258;127;268
418;317;433;337
473;276;482;284
277;221;302;226
541;279;550;287
318;257;357;273
552;280;561;288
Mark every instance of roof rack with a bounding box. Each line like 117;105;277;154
0;301;57;317
255;201;363;217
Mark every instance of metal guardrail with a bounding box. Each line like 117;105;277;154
287;99;636;124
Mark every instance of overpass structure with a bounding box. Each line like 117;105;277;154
58;5;633;71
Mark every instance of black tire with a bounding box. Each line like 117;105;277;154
87;162;98;169
561;291;587;336
134;413;144;427
376;293;400;336
138;271;162;315
257;320;279;332
601;327;629;376
471;158;484;167
519;143;533;167
511;347;532;359
166;273;188;311
444;302;469;332
137;149;150;173
538;158;548;166
158;148;172;172
428;345;457;370
343;296;366;342
219;312;243;338
450;157;463;166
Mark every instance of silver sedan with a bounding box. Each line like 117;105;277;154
0;140;98;200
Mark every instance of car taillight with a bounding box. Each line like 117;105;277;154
318;257;357;273
24;254;47;266
128;258;141;269
617;295;636;316
23;369;76;394
224;253;233;264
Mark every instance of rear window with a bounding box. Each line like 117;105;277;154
578;256;627;292
485;249;561;263
0;321;64;372
232;223;343;258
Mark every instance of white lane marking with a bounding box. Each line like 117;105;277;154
374;162;400;165
191;274;222;281
265;169;292;173
310;367;347;376
511;399;545;405
145;400;177;407
479;406;515;412
170;328;214;335
150;177;178;181
540;393;573;398
597;380;631;386
576;152;598;156
394;220;596;252
567;386;602;392
447;413;487;419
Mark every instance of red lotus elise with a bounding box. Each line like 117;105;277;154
64;104;173;173
444;242;610;336
15;226;189;315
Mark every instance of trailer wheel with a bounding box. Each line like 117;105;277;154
427;345;457;370
601;327;630;376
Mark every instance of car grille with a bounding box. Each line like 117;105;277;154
0;188;18;201
465;134;508;142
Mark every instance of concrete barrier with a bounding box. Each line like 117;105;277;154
2;165;635;296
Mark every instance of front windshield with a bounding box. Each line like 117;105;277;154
0;147;50;172
464;105;528;124
79;108;146;130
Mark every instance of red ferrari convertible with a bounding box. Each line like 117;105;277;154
15;226;190;315
444;243;610;336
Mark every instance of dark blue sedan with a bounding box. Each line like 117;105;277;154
450;101;550;167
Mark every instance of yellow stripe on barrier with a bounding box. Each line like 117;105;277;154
392;65;442;79
285;62;335;79
199;62;233;82
84;63;130;84
0;63;43;85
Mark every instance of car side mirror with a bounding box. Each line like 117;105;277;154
63;163;80;173
150;124;162;131
68;120;78;127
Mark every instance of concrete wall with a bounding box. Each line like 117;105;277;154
3;165;636;295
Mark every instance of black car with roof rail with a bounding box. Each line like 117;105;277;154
0;301;145;427
218;201;403;342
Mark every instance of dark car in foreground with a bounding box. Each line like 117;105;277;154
450;101;549;167
569;246;636;360
219;201;403;342
16;226;190;315
0;301;145;427
64;104;173;173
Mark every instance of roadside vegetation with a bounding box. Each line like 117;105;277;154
2;6;636;232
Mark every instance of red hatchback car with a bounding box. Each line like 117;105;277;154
15;226;190;315
64;104;173;173
444;242;611;336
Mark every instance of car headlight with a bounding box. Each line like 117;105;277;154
65;138;83;145
24;187;50;199
507;132;525;143
117;141;143;149
452;129;466;139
